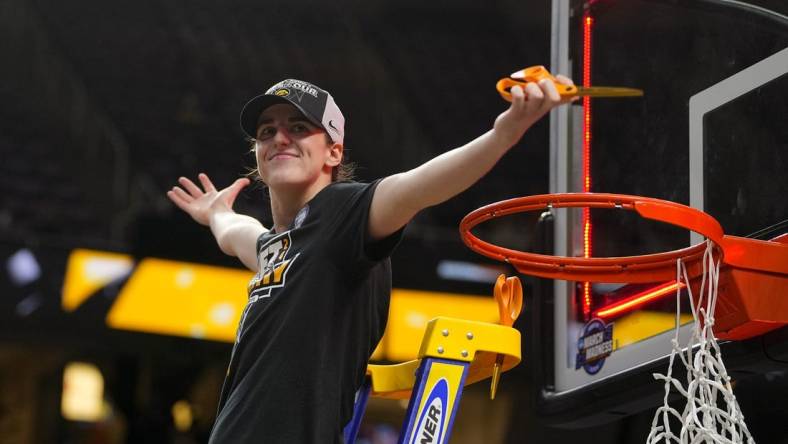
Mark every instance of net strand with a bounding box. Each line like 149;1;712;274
646;240;755;444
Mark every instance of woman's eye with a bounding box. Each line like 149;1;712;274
257;127;275;139
290;123;307;133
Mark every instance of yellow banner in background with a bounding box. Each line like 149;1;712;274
62;249;500;359
62;249;134;312
107;258;252;342
374;289;499;361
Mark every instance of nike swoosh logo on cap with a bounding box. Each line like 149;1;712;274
328;120;338;131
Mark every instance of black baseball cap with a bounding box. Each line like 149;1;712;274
240;79;345;144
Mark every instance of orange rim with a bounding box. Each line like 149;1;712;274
459;193;725;283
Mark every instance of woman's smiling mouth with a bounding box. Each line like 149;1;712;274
268;152;299;161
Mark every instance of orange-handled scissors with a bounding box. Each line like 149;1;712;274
496;65;643;101
490;274;523;400
494;274;523;327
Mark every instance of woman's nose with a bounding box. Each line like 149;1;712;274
273;127;291;144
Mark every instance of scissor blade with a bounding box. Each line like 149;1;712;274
573;86;644;97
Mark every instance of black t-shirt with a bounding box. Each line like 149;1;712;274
209;180;402;444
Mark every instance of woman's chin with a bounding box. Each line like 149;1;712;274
262;169;330;194
264;175;311;191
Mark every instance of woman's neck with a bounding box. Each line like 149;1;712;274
268;176;332;232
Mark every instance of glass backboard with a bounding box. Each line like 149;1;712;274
539;0;788;426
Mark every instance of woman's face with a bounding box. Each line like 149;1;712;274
254;104;340;191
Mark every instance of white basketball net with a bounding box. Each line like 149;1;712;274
646;240;755;444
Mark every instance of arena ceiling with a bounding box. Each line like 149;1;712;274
1;0;550;285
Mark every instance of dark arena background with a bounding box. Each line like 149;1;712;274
1;0;787;443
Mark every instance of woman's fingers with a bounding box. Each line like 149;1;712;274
508;81;552;120
179;176;203;197
554;74;574;86
233;177;251;193
524;82;543;102
221;178;251;207
171;175;249;211
170;186;194;204
167;189;192;213
553;74;580;103
540;79;561;103
198;173;216;192
538;79;562;113
509;84;525;105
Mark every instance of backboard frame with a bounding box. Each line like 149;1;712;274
536;0;788;427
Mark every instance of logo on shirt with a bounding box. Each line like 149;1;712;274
248;232;299;297
293;205;309;229
236;232;300;344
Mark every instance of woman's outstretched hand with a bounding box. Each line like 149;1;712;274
167;173;250;226
493;74;577;147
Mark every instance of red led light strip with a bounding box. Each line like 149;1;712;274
593;282;687;319
581;13;594;320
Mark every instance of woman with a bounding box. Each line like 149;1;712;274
167;76;574;443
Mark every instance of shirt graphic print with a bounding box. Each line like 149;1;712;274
237;232;299;344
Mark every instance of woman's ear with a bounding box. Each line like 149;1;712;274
326;142;343;167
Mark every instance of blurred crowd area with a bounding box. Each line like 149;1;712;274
0;0;551;262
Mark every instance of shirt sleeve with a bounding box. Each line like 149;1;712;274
324;180;405;266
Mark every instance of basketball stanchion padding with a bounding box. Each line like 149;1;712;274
460;193;788;340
